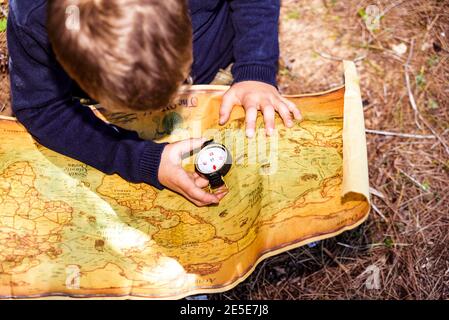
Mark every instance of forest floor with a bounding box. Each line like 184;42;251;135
0;0;448;299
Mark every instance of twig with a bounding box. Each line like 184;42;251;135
322;247;350;275
373;131;429;141
422;14;440;51
369;187;385;199
398;168;429;192
418;118;449;156
314;50;367;62
382;0;408;17
366;129;436;139
370;243;412;248
399;192;434;210
250;261;266;290
371;203;388;223
404;39;422;130
404;39;449;156
357;17;382;49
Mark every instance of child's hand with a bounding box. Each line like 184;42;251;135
219;81;302;138
158;138;228;207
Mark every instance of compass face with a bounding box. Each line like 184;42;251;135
196;145;228;174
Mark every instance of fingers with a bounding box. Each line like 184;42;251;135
175;174;218;206
192;172;228;199
186;184;221;206
242;95;260;138
168;167;229;207
221;83;302;136
242;97;300;137
220;93;238;125
244;106;258;138
192;172;210;189
275;100;294;128
161;143;229;206
213;186;229;202
281;97;302;121
261;105;276;136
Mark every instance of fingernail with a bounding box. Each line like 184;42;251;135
267;128;274;136
287;121;294;127
246;129;255;138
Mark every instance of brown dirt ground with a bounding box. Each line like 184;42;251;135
0;0;448;299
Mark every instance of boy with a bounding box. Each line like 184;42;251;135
7;0;301;207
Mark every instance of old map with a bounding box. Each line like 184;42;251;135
0;62;370;299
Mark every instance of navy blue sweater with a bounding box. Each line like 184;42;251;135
7;0;280;189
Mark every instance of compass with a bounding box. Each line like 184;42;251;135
195;140;232;189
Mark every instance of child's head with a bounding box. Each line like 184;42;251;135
47;0;192;112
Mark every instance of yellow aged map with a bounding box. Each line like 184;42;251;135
0;62;370;299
